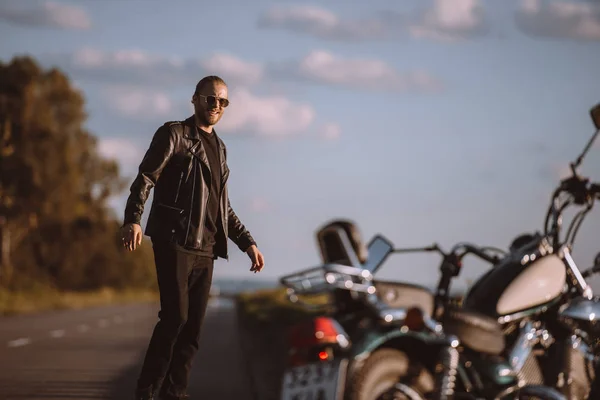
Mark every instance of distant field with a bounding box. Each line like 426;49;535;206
0;286;159;316
236;285;331;326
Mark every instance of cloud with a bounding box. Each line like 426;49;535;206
409;0;488;42
218;88;316;136
257;4;393;41
102;86;339;139
46;47;263;88
103;86;175;119
269;50;443;92
97;137;142;172
257;1;488;42
515;0;600;41
43;47;442;94
0;1;91;30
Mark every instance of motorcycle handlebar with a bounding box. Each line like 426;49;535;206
449;242;505;266
544;176;600;243
557;175;600;203
590;183;600;197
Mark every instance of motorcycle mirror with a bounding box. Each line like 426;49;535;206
570;103;600;171
591;103;600;130
362;235;394;273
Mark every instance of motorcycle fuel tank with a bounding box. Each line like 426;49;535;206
496;254;566;315
463;254;566;318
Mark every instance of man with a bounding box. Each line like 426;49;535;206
120;75;265;400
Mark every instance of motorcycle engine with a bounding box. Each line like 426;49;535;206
560;337;595;400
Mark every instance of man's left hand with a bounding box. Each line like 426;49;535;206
246;245;265;273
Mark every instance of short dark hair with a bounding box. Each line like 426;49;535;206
195;75;227;94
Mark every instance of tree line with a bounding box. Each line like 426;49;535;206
0;55;156;292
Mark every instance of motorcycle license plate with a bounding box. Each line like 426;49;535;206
280;359;348;400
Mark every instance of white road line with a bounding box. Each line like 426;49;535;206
49;329;65;338
77;324;90;332
98;319;109;328
8;338;31;348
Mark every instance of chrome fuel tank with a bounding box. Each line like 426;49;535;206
558;297;600;337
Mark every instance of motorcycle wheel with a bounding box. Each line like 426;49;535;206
346;348;432;400
502;385;567;400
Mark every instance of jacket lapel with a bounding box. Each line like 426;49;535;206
214;131;229;187
184;116;231;188
184;116;211;176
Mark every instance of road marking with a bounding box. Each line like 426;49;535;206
8;338;31;348
77;324;89;332
98;319;109;328
50;329;65;338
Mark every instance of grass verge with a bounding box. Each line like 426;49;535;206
0;286;159;316
236;286;331;327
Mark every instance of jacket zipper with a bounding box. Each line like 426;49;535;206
184;163;196;246
174;171;183;203
199;188;210;249
221;191;228;260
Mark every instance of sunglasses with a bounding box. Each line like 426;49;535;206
198;94;230;108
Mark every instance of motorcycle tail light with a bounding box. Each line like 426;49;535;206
286;317;349;366
288;316;345;348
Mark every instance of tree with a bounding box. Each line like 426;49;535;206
0;55;155;291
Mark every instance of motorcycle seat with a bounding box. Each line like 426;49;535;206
442;308;505;355
373;280;435;317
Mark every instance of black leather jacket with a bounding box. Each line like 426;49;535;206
123;116;256;259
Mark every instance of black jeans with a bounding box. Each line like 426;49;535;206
136;241;215;397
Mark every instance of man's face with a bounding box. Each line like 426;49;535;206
192;82;229;127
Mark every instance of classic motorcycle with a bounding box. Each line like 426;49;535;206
385;241;570;400
278;219;438;400
390;102;600;400
277;221;564;400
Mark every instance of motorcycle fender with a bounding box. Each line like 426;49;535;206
346;329;440;378
349;330;519;389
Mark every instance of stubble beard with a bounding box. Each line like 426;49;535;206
196;109;221;129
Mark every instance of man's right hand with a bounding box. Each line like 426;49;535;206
120;223;143;251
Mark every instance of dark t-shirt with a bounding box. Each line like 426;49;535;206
175;127;222;258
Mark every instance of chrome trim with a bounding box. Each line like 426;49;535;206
378;308;407;325
568;334;596;362
498;301;554;324
508;321;536;374
392;383;426;400
497;366;516;378
558;296;600;322
507;321;554;375
562;246;593;299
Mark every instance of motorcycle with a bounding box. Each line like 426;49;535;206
277;221;564;400
278;219;438;400
386;241;569;400
391;102;600;400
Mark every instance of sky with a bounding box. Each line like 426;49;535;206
2;0;600;293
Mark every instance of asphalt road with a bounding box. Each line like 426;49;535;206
0;298;253;400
